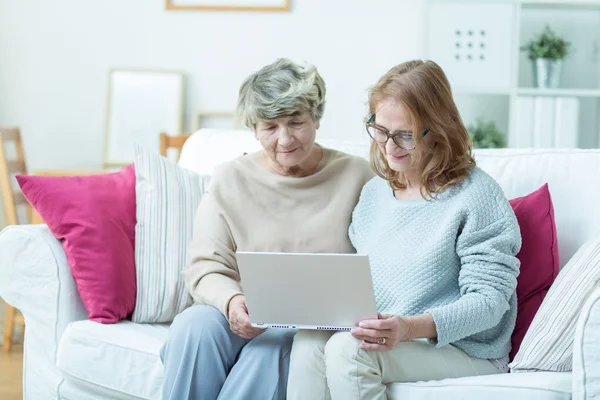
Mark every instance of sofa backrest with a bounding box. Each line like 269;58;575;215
177;128;373;175
179;129;600;268
473;148;600;269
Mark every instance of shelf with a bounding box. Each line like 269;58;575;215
517;88;600;97
455;88;600;98
453;87;512;96
520;0;600;9
520;0;600;4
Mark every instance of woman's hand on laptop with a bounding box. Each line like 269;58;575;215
350;313;410;352
227;295;265;339
351;313;438;351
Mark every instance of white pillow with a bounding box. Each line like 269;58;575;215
510;235;600;372
131;144;208;323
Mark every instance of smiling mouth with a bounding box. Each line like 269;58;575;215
280;149;297;154
390;154;408;160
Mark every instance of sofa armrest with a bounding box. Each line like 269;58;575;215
0;224;87;399
573;286;600;400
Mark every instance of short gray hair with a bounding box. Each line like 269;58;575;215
236;58;326;129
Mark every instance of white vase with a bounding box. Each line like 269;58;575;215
533;58;562;89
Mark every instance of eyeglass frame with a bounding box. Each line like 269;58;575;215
365;114;429;151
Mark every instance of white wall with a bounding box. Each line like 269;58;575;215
0;0;425;170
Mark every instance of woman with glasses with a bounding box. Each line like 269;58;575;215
287;60;522;399
160;58;374;400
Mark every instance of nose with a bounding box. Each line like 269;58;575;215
278;126;293;146
385;137;400;153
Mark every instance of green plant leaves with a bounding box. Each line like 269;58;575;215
467;118;506;149
521;25;570;61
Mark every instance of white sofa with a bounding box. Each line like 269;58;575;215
1;128;599;400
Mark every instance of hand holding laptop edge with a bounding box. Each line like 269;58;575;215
350;312;438;352
228;294;265;339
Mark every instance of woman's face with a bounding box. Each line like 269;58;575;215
374;99;420;173
255;112;320;170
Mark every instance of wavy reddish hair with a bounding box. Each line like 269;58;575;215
368;60;475;199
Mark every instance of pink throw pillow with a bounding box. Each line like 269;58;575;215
509;183;559;361
16;165;137;323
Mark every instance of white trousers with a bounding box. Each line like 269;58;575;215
287;330;501;400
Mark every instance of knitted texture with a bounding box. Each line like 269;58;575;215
349;167;522;360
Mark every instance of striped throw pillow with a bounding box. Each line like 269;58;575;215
131;144;208;323
509;235;600;372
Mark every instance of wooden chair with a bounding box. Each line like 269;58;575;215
159;132;190;161
0;127;28;352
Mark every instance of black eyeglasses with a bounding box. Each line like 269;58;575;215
365;114;429;151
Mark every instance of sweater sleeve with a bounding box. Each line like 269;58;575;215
182;186;243;318
348;179;374;251
424;195;522;348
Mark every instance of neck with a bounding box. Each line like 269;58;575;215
403;169;420;189
394;170;422;199
267;145;323;177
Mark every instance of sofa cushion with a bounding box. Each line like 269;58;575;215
510;235;600;372
508;184;559;360
132;144;208;323
16;165;137;323
54;321;570;400
56;320;167;400
387;371;571;400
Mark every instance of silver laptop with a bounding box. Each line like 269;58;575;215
236;252;378;331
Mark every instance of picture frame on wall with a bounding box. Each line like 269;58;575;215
103;69;184;168
190;111;246;132
165;0;289;12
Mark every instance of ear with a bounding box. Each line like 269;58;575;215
316;120;321;130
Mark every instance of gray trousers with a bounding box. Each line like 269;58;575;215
160;304;296;400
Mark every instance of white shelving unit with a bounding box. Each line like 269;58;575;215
516;88;600;97
424;0;600;148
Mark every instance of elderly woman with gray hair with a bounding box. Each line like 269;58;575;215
160;58;374;400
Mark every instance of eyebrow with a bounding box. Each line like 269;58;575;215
371;122;413;135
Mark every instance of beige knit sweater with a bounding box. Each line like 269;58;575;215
182;147;374;317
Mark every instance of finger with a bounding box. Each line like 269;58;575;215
240;319;263;332
238;331;253;339
248;327;265;337
241;327;264;339
352;334;381;343
231;313;248;334
230;311;249;328
237;298;250;315
229;317;239;332
235;321;259;338
231;326;245;338
231;309;263;337
242;323;263;333
351;327;391;340
359;342;391;352
359;319;388;330
240;317;258;331
235;309;252;324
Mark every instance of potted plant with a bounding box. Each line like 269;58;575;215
468;118;506;149
522;25;571;89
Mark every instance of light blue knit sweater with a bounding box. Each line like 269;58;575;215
349;167;522;360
